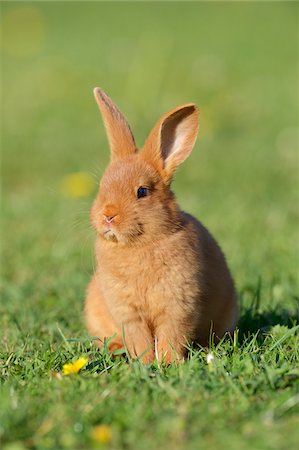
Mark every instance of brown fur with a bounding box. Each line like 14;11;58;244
84;88;238;364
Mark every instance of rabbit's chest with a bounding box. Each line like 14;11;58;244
99;239;200;320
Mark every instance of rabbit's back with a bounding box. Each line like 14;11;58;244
183;213;238;344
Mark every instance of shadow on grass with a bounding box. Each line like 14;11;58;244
237;277;298;338
238;306;298;336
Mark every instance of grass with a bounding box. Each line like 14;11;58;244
1;1;298;449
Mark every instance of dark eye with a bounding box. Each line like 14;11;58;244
137;186;149;199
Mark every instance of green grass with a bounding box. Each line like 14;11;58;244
1;2;298;450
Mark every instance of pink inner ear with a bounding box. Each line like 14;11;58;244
139;102;198;184
160;106;197;163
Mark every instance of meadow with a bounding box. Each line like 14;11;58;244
1;2;298;449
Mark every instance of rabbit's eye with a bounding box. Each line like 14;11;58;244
137;186;149;199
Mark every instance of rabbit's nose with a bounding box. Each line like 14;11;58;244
104;214;115;224
103;205;119;226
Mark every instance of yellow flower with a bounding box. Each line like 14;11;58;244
60;172;95;198
62;357;88;375
91;424;112;445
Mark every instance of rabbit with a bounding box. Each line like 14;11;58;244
84;88;238;364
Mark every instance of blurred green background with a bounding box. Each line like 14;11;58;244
2;1;298;293
1;1;298;449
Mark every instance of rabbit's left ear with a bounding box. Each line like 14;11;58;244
141;103;199;184
93;88;137;162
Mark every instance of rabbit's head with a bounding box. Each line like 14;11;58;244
91;88;199;246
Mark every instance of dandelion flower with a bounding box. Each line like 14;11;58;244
60;172;95;198
62;357;88;375
91;424;112;445
206;352;216;372
206;353;214;364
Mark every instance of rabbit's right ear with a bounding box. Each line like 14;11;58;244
93;88;137;162
141;103;199;184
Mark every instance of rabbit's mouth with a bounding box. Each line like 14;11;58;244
103;229;118;243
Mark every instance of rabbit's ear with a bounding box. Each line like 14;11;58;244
141;104;199;184
93;88;137;161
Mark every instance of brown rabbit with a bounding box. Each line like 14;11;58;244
84;88;238;363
